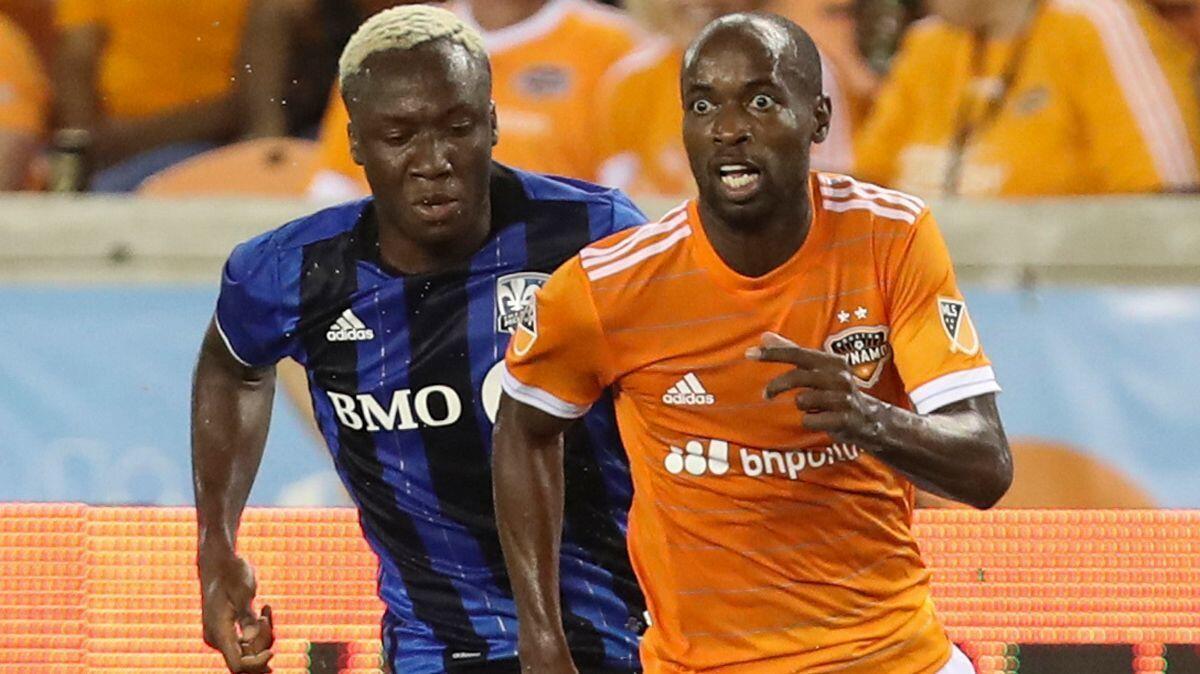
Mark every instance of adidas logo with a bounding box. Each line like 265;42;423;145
662;373;715;406
326;309;375;342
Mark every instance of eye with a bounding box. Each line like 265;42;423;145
690;99;714;115
384;129;414;145
750;94;775;111
449;119;474;135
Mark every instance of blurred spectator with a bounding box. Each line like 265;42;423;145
1149;0;1200;51
53;0;250;192
308;0;643;200
596;0;855;198
856;0;1200;197
238;0;415;139
0;0;55;68
769;0;881;125
0;12;49;190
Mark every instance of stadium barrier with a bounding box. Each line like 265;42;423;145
2;193;1199;284
1;505;1198;674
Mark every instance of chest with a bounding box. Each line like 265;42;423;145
608;263;901;447
297;267;550;429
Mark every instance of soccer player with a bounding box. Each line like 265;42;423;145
307;0;644;200
597;0;857;197
494;12;1012;674
191;7;644;674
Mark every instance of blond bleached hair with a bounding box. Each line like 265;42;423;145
338;4;488;89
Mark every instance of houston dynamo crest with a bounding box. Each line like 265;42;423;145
825;326;892;388
496;272;549;334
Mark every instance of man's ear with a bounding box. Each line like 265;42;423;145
349;119;365;166
811;94;832;144
490;100;499;148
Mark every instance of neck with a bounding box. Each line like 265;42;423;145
697;196;813;278
375;202;492;276
467;0;548;33
984;0;1037;38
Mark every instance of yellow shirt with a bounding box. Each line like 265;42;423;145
856;0;1200;197
56;0;249;120
0;12;47;136
308;0;641;199
595;38;857;199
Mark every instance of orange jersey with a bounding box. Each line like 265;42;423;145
503;173;999;673
0;12;48;135
55;0;248;119
855;0;1200;196
596;38;857;198
308;0;642;200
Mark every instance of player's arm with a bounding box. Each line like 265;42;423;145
491;257;614;673
192;237;290;673
492;394;579;674
750;334;1011;509
192;321;276;674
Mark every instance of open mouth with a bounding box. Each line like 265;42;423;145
717;164;763;200
412;195;460;221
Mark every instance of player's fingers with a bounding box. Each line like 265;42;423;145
749;334;842;368
800;411;846;433
236;648;274;674
242;607;275;654
794;389;851;413
205;617;247;672
260;605;274;646
763;369;845;399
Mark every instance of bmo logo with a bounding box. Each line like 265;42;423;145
664;439;730;476
327;386;462;431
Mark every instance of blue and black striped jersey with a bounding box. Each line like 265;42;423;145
214;165;646;673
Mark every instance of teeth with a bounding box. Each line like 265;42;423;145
721;172;757;190
719;164;749;175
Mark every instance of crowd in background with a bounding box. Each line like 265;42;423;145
0;0;1198;199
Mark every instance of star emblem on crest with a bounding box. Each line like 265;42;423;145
854;306;869;320
836;310;851;324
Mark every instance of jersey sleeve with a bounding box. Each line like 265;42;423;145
884;210;999;414
1068;6;1200;191
214;233;290;368
502;258;613;419
607;187;648;236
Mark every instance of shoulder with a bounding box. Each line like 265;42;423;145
1047;0;1171;52
227;198;370;276
561;0;644;39
511;167;646;238
898;15;956;49
815;172;929;233
513;167;640;210
574;200;691;286
600;36;678;92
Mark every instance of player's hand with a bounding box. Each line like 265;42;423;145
199;550;275;673
746;332;882;445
